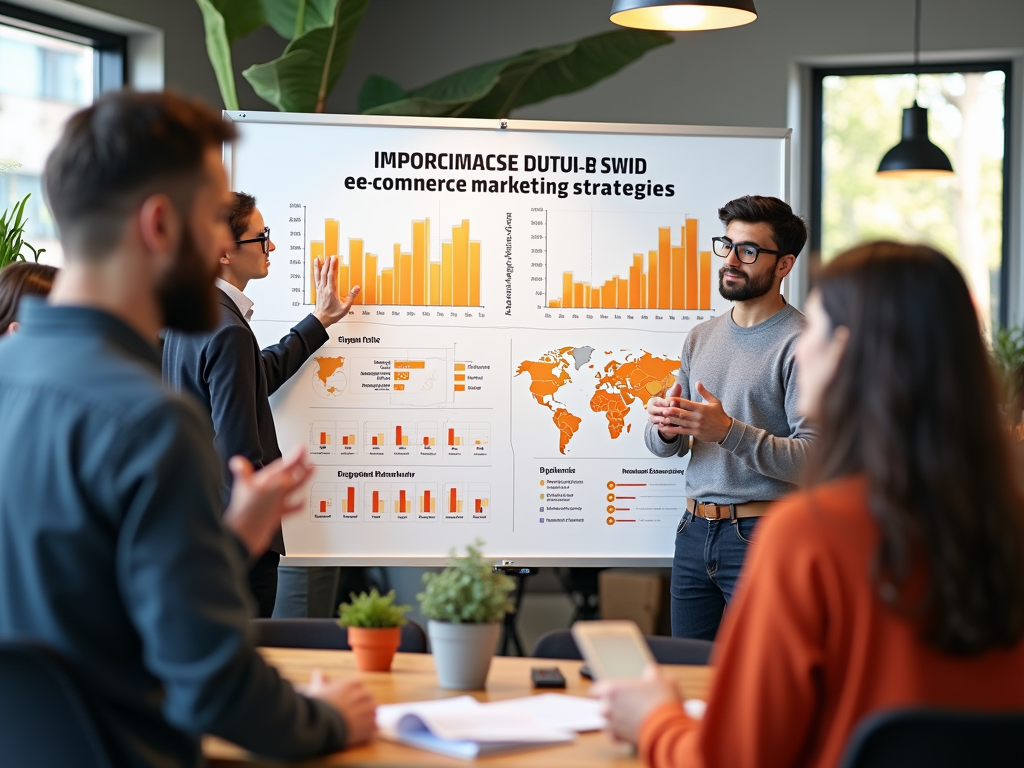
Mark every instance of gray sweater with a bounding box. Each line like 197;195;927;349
644;303;814;504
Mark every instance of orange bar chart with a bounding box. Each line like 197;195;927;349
309;217;481;308
552;220;713;312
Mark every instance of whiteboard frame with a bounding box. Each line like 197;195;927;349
223;111;791;568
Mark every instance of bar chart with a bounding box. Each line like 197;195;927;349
310;420;357;455
364;421;415;456
308;217;482;307
309;483;359;521
549;218;714;312
443;483;490;521
443;421;491;457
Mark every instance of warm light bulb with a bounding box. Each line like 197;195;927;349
661;4;707;28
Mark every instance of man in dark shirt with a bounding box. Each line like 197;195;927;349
163;192;356;617
0;91;374;768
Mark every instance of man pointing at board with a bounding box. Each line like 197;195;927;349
163;192;359;617
644;195;814;640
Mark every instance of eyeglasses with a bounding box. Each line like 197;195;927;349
711;236;783;264
235;226;271;254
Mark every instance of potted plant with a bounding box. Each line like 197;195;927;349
418;541;515;689
337;588;410;672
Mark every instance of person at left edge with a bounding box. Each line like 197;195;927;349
163;192;359;618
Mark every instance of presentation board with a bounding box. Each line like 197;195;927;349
224;111;790;565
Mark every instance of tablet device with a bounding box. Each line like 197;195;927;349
570;620;656;681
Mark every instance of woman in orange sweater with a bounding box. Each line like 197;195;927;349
595;241;1024;768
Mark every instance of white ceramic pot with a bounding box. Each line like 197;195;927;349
427;620;501;689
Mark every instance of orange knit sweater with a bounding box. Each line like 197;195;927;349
639;475;1024;768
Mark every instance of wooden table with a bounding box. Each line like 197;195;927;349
205;649;714;767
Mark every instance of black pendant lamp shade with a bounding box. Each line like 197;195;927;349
876;103;954;179
610;0;757;31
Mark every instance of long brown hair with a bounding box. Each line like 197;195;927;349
0;262;57;333
807;241;1024;654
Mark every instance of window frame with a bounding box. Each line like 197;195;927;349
809;60;1013;327
0;0;127;96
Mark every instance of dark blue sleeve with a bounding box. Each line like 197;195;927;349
111;400;348;757
203;323;265;475
261;314;328;395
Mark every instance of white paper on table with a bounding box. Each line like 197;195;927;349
484;693;607;732
376;695;480;733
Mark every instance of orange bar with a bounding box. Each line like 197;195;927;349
395;361;426;369
341;435;349;446
347;486;355;513
449;487;457;514
448;428;455;446
399;253;412;304
424;490;431;513
592;290;600;309
686;219;699;310
454;373;466;381
441;243;453;306
453;221;469;306
381;268;394;306
671;243;685;310
429;262;441;306
372;435;378;446
629;254;643;309
337;265;349;299
648;250;658;309
454;384;465;391
395;425;403;445
617;276;628;309
475;498;482;514
641;274;648;309
699;251;712;310
549;300;561;308
574;282;584;308
319;500;327;513
310;241;324;304
454;363;466;371
562;272;573;309
372;490;379;514
325;219;339;257
320;431;327;444
399;489;406;514
412;220;426;306
602;280;616;309
658;226;671;309
469;241;480;306
364;253;377;305
584;285;592;309
349;238;363;304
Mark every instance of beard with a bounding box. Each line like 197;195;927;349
718;264;775;301
158;226;219;332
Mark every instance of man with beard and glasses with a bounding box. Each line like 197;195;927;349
0;90;375;767
163;192;358;618
644;195;814;640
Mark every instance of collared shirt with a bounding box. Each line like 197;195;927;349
215;277;254;321
0;299;346;767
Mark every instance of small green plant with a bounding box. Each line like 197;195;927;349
0;194;46;270
418;540;514;624
337;588;409;628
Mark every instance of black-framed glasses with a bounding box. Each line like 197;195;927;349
235;226;270;254
711;236;783;264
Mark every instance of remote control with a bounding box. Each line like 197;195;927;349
530;667;567;688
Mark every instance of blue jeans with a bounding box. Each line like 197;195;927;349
670;510;761;640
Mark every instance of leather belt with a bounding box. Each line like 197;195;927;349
687;499;771;520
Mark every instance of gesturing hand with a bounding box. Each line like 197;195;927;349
303;669;377;747
313;255;360;329
222;447;313;556
646;381;733;444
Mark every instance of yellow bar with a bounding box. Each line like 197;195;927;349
549;300;561;308
617;276;628;309
671;243;685;310
648;250;658;309
429;262;441;306
425;218;431;302
453;220;469;306
454;363;466;371
413;220;426;306
441;243;453;306
393;244;402;304
562;272;573;309
337;265;349;299
602;280;616;309
364;254;377;305
469;241;480;306
381;268;394;305
641;274;647;309
574;282;584;308
629;254;643;309
310;241;324;304
686;219;699;310
699;251;712;310
584;285;592;309
349;238;363;305
399;253;412;305
658;226;671;309
325;219;339;257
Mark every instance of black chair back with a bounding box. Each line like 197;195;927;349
531;629;713;665
252;618;428;653
0;641;112;768
839;708;1024;768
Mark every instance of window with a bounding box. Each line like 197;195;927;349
0;1;126;263
810;63;1011;331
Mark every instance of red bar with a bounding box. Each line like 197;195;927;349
448;428;455;446
449;487;457;513
341;435;349;445
423;436;430;447
372;435;378;446
424;489;431;513
319;500;326;513
475;499;482;514
320;431;327;444
399;489;407;514
396;425;403;445
347;486;355;513
372;491;379;514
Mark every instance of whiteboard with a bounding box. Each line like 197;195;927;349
224;111;789;566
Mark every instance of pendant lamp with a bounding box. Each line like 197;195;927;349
876;0;953;179
610;0;757;31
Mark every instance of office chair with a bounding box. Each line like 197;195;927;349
838;708;1024;768
531;629;713;665
252;618;428;653
0;641;113;768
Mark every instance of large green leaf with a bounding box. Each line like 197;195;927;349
361;29;672;119
243;0;369;112
259;0;339;39
357;74;406;114
195;0;239;110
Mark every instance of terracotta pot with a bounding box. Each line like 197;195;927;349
347;626;401;671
